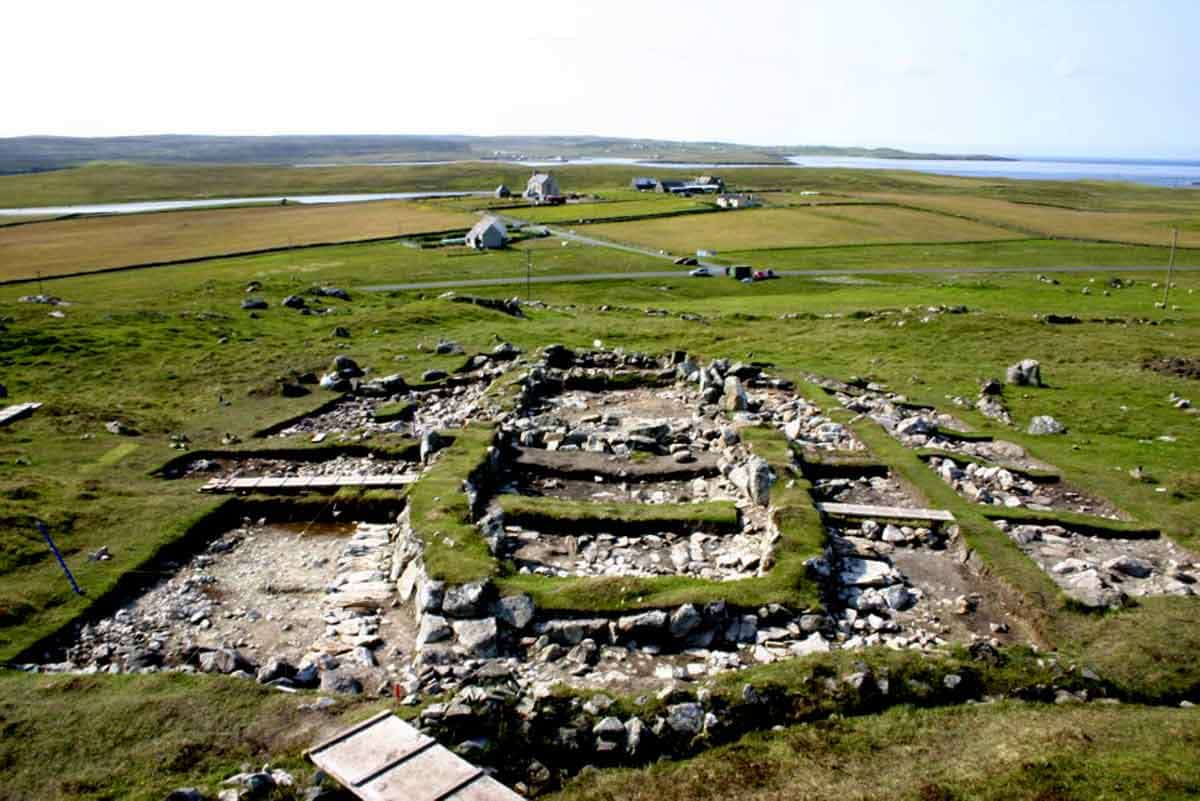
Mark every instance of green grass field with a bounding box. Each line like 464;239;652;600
4;248;1198;660
719;239;1200;272
2;164;1200;800
581;205;1026;254
553;702;1200;801
506;195;712;224
863;192;1200;247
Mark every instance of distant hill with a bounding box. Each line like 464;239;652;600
0;134;1013;174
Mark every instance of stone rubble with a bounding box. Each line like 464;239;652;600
182;453;416;480
43;521;403;697
813;474;922;508
997;519;1199;607
278;380;495;439
502;525;774;580
929;456;1121;518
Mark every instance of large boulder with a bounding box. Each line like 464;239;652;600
1027;415;1066;435
669;604;702;639
360;373;407;397
665;702;705;737
256;658;296;684
1104;555;1153;578
747;457;773;505
197;648;253;675
164;789;205;801
543;343;575;369
330;355;364;378
722;376;749;412
417;614;452;646
319;670;363;695
616;610;668;640
441;580;492;618
1006;359;1043;387
452;617;499;658
494;594;536;630
895;416;935;437
420;430;444;463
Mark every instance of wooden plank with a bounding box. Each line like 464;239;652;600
0;402;42;426
817;501;955;522
445;776;526;801
359;747;479;801
307;713;525;801
198;473;417;493
309;476;341;488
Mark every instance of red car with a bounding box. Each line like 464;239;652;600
753;269;778;281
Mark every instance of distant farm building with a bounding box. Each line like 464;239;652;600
631;176;657;191
654;177;724;195
494;184;511;199
717;193;760;209
465;216;508;250
524;173;563;204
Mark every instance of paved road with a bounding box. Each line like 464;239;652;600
359;263;1196;293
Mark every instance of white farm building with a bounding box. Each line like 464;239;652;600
465;216;508;250
524;173;562;204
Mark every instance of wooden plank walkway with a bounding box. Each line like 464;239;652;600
816;501;955;523
307;712;525;801
200;473;418;493
0;402;41;427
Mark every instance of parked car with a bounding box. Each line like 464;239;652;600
689;267;714;277
753;269;778;281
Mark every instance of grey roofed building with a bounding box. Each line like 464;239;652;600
524;172;561;203
655;179;687;193
494;184;511;199
465;216;508;250
695;175;725;188
631;176;657;191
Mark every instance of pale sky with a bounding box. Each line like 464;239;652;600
4;0;1197;158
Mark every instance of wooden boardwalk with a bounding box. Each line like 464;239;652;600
816;501;955;523
307;712;524;801
200;473;417;493
0;402;41;427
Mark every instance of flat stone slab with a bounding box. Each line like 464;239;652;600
307;711;525;801
200;474;418;493
817;501;955;523
0;402;41;426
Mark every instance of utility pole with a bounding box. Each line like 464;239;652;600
1161;228;1178;309
526;249;532;302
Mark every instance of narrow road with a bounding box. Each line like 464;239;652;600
359;263;1197;293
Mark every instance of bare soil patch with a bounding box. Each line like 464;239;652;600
1143;356;1200;381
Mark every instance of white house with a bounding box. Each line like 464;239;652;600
717;193;760;209
465;216;508;250
524;172;561;203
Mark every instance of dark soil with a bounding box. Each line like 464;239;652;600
1143;356;1200;381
